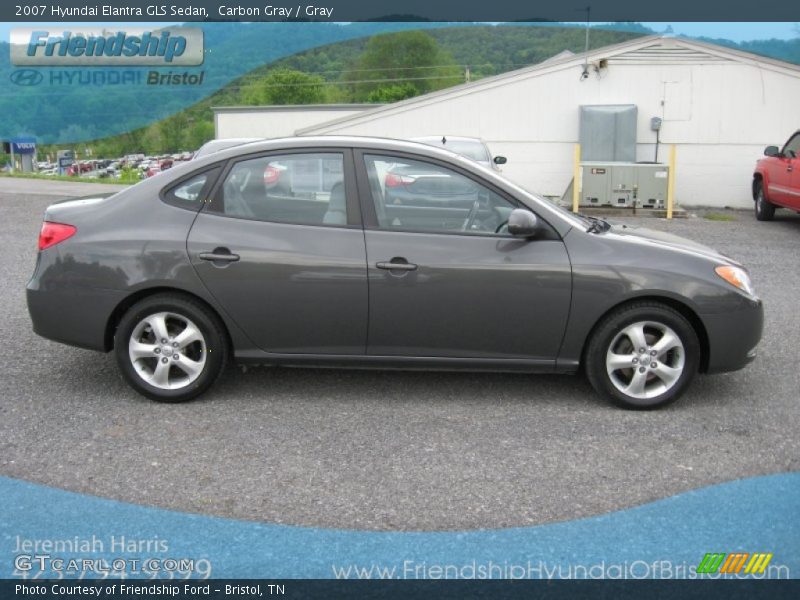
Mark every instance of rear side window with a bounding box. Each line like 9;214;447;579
163;167;220;210
216;153;346;226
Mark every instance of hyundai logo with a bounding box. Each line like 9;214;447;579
10;69;43;86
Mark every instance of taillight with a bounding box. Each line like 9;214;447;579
264;165;281;184
385;172;416;188
38;222;76;251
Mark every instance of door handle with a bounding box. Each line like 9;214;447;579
376;259;418;272
199;249;240;263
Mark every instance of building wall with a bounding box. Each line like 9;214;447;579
215;107;372;140
304;59;800;208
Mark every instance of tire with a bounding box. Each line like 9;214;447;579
114;293;228;402
754;180;775;221
585;302;701;410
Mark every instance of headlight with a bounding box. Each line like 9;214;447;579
715;265;756;296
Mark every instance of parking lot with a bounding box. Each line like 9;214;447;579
1;178;798;532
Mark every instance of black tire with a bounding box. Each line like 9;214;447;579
754;180;775;221
114;293;228;402
585;302;701;410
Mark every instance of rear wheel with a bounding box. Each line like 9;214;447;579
754;180;775;221
585;302;701;409
114;294;228;402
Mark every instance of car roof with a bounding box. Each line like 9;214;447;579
411;136;487;145
194;138;263;158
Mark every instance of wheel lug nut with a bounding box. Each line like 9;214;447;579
632;357;638;364
639;366;646;373
639;348;645;353
651;362;657;368
173;354;179;360
161;357;168;364
172;342;178;347
154;348;160;354
161;338;167;344
650;350;657;356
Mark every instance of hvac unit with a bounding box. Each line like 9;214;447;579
581;162;669;208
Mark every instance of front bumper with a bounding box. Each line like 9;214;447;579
702;296;764;374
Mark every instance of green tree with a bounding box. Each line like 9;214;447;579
241;68;327;105
347;31;462;101
160;113;188;152
366;83;419;103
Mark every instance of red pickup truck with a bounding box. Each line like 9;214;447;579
753;130;800;220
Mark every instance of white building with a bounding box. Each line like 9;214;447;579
296;36;800;209
213;104;380;140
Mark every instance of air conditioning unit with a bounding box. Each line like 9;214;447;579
581;162;668;208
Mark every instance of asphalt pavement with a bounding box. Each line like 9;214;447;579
1;178;798;531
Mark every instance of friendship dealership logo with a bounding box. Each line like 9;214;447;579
10;27;204;66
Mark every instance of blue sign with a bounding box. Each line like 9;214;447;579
11;137;36;154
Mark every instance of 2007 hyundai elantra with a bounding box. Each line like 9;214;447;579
27;137;763;409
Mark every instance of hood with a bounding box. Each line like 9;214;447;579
606;223;738;265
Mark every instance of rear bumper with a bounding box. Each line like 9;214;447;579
702;296;764;374
27;284;124;352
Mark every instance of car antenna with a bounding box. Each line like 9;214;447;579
441;136;447;145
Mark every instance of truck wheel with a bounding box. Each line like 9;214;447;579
755;181;775;221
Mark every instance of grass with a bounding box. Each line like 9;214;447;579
0;171;134;185
702;212;738;222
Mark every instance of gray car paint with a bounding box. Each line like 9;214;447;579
27;136;762;376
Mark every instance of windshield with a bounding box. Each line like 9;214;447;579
442;140;491;162
417;138;491;162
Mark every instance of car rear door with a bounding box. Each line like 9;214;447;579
355;151;572;364
186;149;368;355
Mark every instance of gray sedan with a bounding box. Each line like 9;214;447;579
27;137;763;409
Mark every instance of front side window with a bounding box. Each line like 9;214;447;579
783;134;800;158
363;154;516;235
219;153;346;225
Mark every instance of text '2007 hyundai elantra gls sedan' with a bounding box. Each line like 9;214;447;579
27;137;763;409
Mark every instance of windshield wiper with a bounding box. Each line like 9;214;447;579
582;214;611;234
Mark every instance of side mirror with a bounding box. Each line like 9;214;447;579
764;146;781;157
493;155;507;165
507;209;538;237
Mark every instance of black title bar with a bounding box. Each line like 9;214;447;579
2;1;798;22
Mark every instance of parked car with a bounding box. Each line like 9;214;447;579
27;137;762;409
412;136;506;171
753;130;800;220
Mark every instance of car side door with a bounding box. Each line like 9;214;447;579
354;150;572;364
781;133;800;209
766;133;800;207
186;149;369;355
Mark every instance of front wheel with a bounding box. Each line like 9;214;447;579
754;180;775;221
114;294;228;402
585;302;701;409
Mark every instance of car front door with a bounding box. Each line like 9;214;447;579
355;151;572;364
780;133;800;209
187;149;368;355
